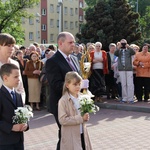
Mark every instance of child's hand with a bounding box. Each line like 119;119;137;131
82;113;90;122
12;124;23;132
12;123;27;132
20;123;28;131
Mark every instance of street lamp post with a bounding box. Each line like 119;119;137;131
35;13;41;42
136;0;138;13
58;0;63;33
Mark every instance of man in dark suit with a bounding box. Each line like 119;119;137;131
0;63;29;150
45;31;80;150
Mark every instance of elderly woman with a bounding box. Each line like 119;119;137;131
24;51;43;110
130;44;140;100
133;43;150;102
89;42;108;102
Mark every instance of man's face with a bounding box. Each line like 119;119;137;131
61;34;75;55
0;44;15;58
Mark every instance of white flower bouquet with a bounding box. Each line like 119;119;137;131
79;95;99;116
12;105;33;124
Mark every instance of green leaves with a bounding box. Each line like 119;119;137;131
0;0;39;44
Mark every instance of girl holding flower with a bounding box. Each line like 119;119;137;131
58;71;92;150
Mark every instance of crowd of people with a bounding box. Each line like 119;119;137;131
0;32;150;150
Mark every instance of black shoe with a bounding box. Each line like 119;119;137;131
107;96;110;99
144;99;148;102
138;99;142;102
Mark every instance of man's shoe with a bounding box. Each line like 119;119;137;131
144;99;148;102
120;100;126;103
129;100;134;104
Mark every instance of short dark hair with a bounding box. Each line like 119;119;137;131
20;46;26;50
48;44;55;51
45;49;50;54
0;33;16;46
16;50;23;56
0;63;19;80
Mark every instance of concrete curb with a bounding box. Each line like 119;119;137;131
96;102;150;113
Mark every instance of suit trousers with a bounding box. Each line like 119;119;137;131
0;140;24;150
119;71;134;101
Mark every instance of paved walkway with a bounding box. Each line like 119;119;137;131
24;107;150;150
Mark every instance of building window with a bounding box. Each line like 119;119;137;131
42;9;46;15
29;32;34;40
70;22;74;29
57;20;59;28
42;24;46;31
75;8;78;15
79;16;83;21
64;21;68;29
50;19;54;28
70;8;73;16
50;4;54;13
64;7;68;15
50;34;54;42
42;39;46;44
75;21;78;28
79;2;83;8
57;5;59;13
29;17;34;25
22;17;25;24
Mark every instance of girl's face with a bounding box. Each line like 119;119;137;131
66;79;81;97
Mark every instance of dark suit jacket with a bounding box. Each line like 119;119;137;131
45;50;80;115
0;85;27;145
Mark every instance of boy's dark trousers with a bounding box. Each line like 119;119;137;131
0;140;24;150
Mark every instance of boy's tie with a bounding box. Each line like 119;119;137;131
11;91;16;105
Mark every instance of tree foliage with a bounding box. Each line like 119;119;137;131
128;0;150;16
139;6;150;38
0;0;39;44
77;0;142;50
84;0;98;6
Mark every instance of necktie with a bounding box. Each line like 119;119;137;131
11;91;16;105
66;57;76;71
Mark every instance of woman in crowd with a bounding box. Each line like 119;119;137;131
87;44;95;53
105;43;118;99
24;51;43;110
89;42;108;102
16;50;29;104
133;43;150;102
130;44;140;100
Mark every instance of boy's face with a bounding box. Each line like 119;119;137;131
0;44;15;58
4;69;20;89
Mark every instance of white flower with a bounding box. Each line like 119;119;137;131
12;105;33;124
79;94;99;116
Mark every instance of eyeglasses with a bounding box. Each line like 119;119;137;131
96;46;100;47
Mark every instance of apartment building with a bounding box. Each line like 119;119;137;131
22;0;85;47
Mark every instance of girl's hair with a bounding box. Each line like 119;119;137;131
62;71;82;94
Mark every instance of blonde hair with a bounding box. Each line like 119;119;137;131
62;71;82;95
